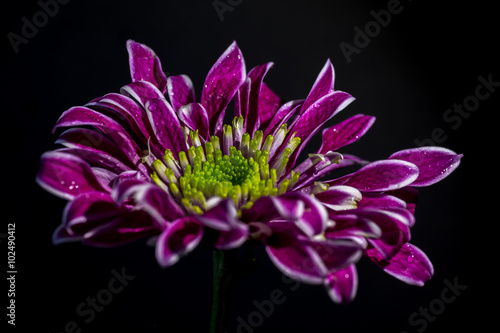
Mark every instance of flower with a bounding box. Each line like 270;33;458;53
37;40;462;304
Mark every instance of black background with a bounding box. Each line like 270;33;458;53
2;0;497;332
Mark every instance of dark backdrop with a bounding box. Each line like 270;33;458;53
2;0;496;332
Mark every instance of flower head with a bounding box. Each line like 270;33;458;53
37;40;462;303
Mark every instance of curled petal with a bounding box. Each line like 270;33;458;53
37;151;110;200
64;191;120;235
177;103;209;140
324;265;358;304
82;211;159;247
167;74;196;111
389;147;462;187
315;185;362;211
127;40;167;94
155;217;203;267
266;233;326;284
367;243;434;286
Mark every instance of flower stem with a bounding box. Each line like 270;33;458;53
210;249;235;333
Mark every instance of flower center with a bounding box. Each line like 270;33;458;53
149;117;302;214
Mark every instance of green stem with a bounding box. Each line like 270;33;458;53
210;249;236;333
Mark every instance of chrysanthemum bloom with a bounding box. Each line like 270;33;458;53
37;40;462;317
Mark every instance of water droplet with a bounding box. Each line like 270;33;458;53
407;254;415;263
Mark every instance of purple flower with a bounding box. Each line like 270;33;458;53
37;40;462;304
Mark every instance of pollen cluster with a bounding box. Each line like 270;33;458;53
149;117;302;213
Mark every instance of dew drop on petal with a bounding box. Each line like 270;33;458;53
407;254;415;263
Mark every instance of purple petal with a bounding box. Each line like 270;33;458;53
301;59;335;114
302;237;363;271
328;160;419;192
121;81;186;158
37;151;110;200
89;93;150;141
294;195;328;237
113;180;185;224
389;147;462;187
126;40;167;94
196;198;238;231
53;106;145;168
145;98;187;158
318;114;376;153
257;82;283;129
242;62;274;135
83;211;159;247
201;41;246;135
57;147;130;174
155;217;203;267
266;232;326;284
52;224;82;245
324;265;358;304
64;191;121;235
368;243;434;286
358;209;413;260
315;185;362;211
167;74;196;111
196;199;249;249
264;100;303;138
290;91;355;148
358;193;407;210
56;128;131;166
326;212;382;239
177;103;209;140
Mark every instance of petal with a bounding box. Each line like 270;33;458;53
263;100;303;138
57;147;130;174
126;40;167;94
113;180;185;224
368;243;434;286
315;185;362;211
324;265;358;304
266;233;325;284
177;103;209;140
167;74;196;111
89;93;150;142
52;224;82;245
201;41;246;135
302;237;363;272
155;217;203;267
290;91;355;152
357;193;407;210
64;191;121;235
53;106;145;169
389;147;463;187
358;209;413;260
120;81;186;158
301;59;335;114
83;211;159;247
328;160;419;192
56;128;131;166
37;151;110;200
242;62;274;135
318;114;376;153
145;98;187;158
196;199;249;249
326;212;382;239
257;82;283;128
